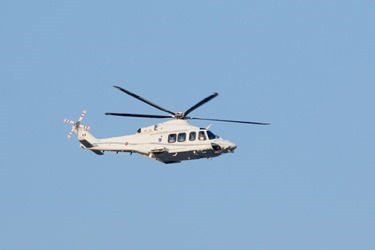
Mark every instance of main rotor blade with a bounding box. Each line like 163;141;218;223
188;117;270;125
105;112;172;119
113;86;175;115
184;92;219;116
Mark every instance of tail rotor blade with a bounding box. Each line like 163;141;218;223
79;124;91;130
78;110;87;122
64;119;75;124
67;127;75;138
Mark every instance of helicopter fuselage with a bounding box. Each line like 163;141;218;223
78;119;237;164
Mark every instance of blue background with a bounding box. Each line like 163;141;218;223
1;0;374;249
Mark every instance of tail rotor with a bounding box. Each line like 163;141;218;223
64;110;91;138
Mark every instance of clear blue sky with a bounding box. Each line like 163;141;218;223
1;0;375;249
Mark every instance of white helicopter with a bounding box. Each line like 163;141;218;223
64;86;269;164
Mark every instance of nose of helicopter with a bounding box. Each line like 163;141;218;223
225;141;237;152
230;142;237;151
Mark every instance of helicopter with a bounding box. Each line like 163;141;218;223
64;86;269;164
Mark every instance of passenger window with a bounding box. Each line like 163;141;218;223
199;131;207;141
178;133;186;142
168;134;177;143
189;132;196;141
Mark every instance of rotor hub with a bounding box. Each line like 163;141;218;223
173;112;185;119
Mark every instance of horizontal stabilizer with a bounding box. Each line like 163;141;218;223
92;150;104;155
80;139;95;148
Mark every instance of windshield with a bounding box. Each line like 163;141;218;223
207;130;218;140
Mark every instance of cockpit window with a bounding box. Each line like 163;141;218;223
207;130;218;140
198;131;207;141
